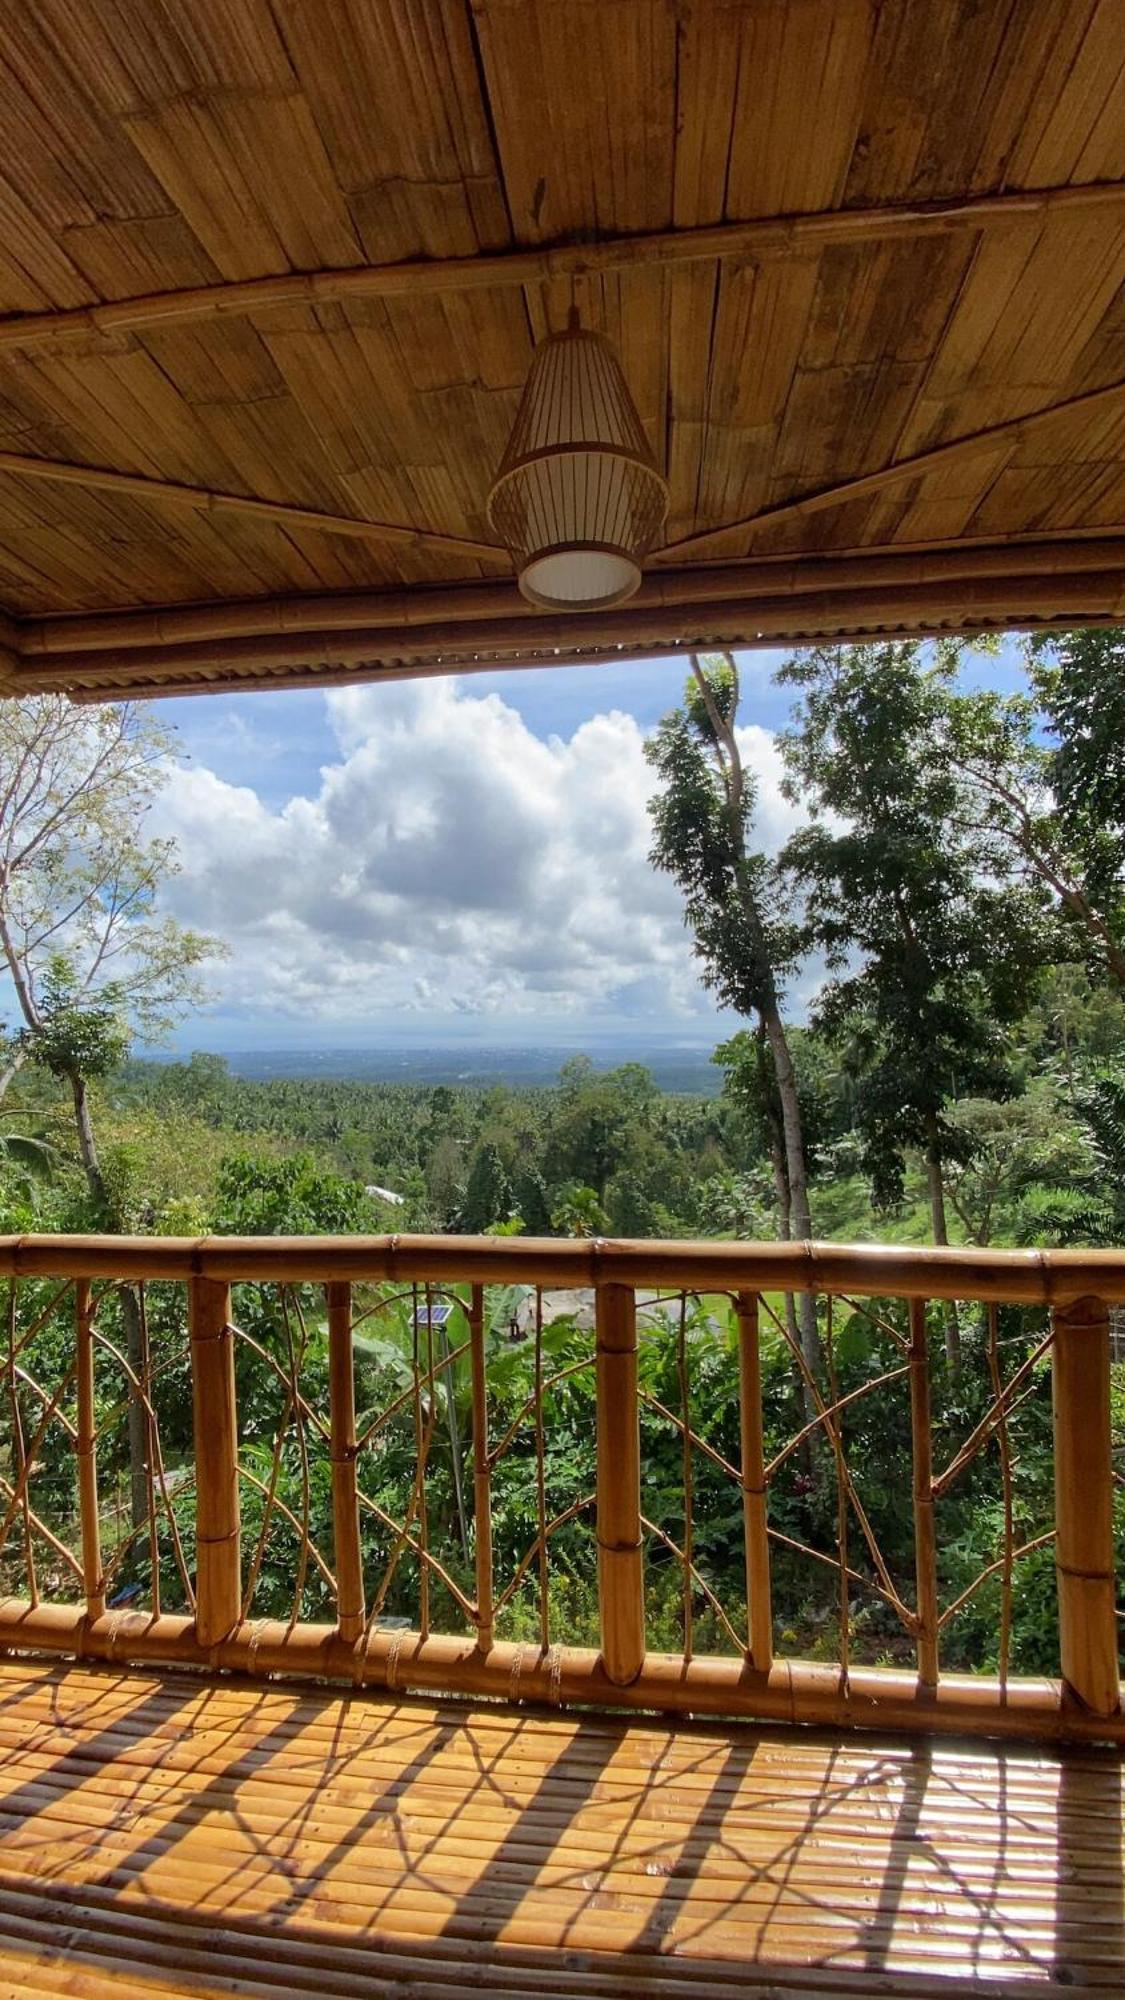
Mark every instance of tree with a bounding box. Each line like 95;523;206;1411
0;695;220;1527
545;1059;657;1204
946;632;1125;989
646;653;818;1372
550;1183;608;1238
459;1142;514;1233
779;641;1050;1360
1009;1059;1125;1248
0;697;218;1208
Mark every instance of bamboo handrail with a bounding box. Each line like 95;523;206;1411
6;1232;1125;1300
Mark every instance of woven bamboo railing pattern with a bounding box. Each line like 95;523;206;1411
0;1234;1121;1743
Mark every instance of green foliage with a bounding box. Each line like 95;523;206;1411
947;633;1125;986
211;1152;381;1236
779;641;1052;1211
22;962;129;1082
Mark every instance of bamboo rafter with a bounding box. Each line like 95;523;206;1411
0;451;506;564
659;378;1125;559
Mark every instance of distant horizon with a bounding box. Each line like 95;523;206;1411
137;1033;728;1094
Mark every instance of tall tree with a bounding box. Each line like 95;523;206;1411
0;696;217;1196
779;641;1050;1360
0;694;219;1525
946;630;1125;989
646;653;818;1372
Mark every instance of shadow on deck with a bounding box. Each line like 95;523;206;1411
0;1658;1120;1997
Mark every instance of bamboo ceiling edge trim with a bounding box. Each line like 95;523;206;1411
15;534;1125;659
0;180;1121;357
11;561;1124;697
26;610;1125;706
57;620;1125;704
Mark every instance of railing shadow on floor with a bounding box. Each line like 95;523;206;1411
0;1659;1120;1994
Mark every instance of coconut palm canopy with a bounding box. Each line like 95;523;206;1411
0;1;1122;703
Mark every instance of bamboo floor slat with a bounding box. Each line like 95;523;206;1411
0;1660;1119;1997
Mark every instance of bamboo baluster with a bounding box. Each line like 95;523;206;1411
595;1282;645;1686
534;1290;550;1651
327;1282;365;1644
75;1279;104;1619
737;1292;772;1670
1051;1295;1120;1717
468;1285;493;1651
137;1284;161;1614
189;1277;241;1647
908;1299;939;1687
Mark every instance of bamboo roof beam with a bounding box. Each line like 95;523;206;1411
659;379;1125;559
0;453;506;564
0;181;1120;359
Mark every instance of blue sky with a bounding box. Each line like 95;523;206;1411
140;639;1025;1055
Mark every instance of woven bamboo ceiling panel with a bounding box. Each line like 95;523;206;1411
0;0;1123;701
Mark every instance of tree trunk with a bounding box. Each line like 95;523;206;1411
762;1003;820;1380
688;654;819;1382
68;1069;109;1215
0;1046;25;1104
924;1112;961;1372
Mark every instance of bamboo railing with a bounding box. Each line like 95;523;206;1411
0;1233;1122;1743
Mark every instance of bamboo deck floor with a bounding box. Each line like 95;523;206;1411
0;1661;1119;1998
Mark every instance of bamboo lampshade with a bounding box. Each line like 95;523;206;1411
488;311;668;610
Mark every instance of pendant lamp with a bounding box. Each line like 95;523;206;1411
487;309;668;610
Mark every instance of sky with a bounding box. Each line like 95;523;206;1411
140;638;1025;1055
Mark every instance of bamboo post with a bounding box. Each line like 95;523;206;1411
737;1291;772;1669
908;1299;940;1686
468;1284;494;1651
189;1276;241;1646
1051;1295;1120;1717
596;1282;645;1685
327;1282;365;1643
75;1279;104;1619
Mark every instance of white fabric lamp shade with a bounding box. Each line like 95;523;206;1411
488;312;668;610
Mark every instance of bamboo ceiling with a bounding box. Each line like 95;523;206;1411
0;0;1123;703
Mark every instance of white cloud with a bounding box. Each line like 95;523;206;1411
151;679;809;1033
